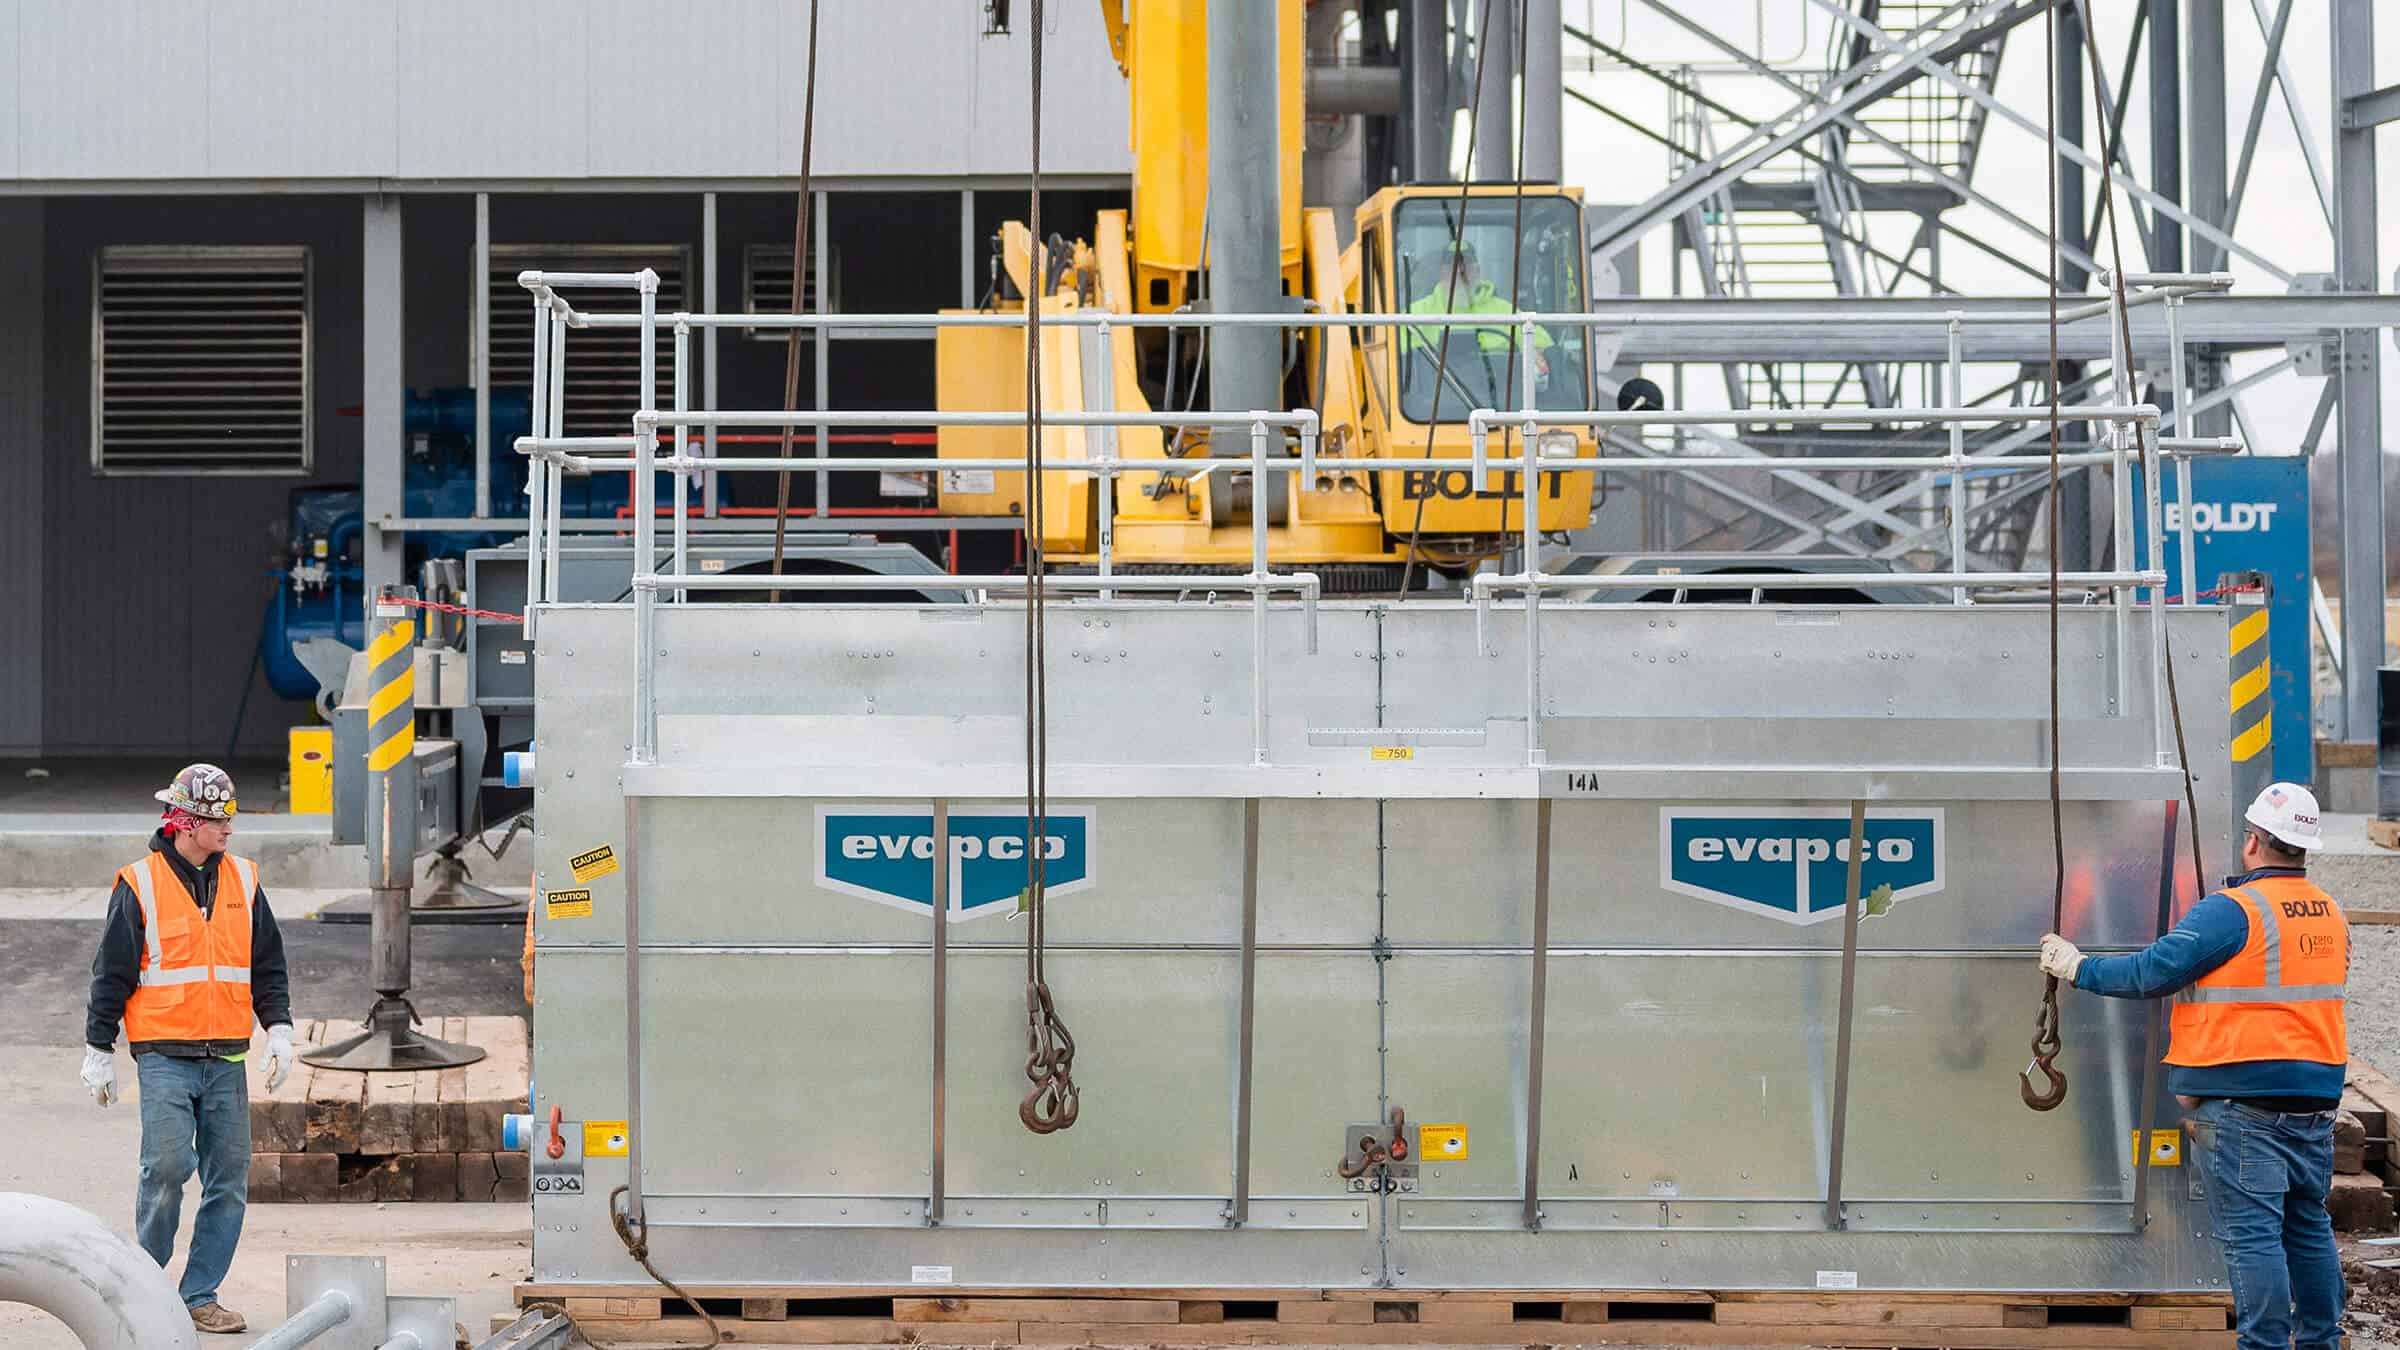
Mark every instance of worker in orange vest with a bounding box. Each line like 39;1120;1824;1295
81;764;296;1337
2041;782;2348;1350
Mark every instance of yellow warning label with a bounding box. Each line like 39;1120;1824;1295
544;887;594;919
2151;1129;2182;1166
569;845;620;883
1419;1123;1469;1161
585;1120;630;1157
1370;746;1415;762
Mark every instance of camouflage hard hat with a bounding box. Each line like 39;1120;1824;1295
155;763;238;821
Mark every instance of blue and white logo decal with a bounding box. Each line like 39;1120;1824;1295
1658;806;1944;925
814;805;1096;922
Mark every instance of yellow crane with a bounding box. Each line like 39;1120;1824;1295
937;0;1602;588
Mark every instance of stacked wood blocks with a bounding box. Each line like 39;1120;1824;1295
2334;1064;2400;1232
244;1016;531;1203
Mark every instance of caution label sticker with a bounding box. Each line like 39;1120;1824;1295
584;1120;630;1157
569;845;620;883
1370;746;1415;762
544;887;594;919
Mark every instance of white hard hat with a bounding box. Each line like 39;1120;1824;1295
2243;781;2321;851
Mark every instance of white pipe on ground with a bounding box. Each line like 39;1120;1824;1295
0;1193;199;1350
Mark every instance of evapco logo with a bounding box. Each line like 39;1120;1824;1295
1659;806;1945;925
814;805;1095;922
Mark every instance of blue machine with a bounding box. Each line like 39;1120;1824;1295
2130;455;2313;787
259;386;640;700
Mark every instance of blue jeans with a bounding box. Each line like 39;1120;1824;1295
2186;1098;2346;1350
134;1054;251;1309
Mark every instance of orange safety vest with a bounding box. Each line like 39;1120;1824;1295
2166;874;2348;1069
119;850;260;1045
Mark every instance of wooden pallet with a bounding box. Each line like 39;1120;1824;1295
521;1284;2233;1348
246;1016;530;1203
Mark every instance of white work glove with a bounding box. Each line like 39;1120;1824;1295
2038;933;2084;983
263;1024;296;1092
81;1046;117;1107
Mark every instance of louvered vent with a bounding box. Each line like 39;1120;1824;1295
92;246;311;475
485;245;689;438
741;243;834;341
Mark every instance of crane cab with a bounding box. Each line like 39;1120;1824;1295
1346;184;1602;563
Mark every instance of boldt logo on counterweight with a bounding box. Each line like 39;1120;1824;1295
814;805;1095;922
1659;806;1944;925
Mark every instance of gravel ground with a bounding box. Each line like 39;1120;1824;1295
2352;926;2400;1079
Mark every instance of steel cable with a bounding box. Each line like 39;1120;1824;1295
769;0;824;600
1395;0;1501;598
2021;0;2068;1112
1020;0;1079;1135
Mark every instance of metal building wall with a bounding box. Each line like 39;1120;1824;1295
0;0;1129;186
0;201;42;753
35;197;364;756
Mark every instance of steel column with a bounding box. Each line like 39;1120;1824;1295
1522;0;1561;183
2056;1;2089;293
2146;0;2183;274
474;192;492;519
1405;0;1451;180
2333;0;2386;744
1472;0;1513;180
1207;0;1284;426
361;195;406;603
2185;0;2232;436
703;191;720;517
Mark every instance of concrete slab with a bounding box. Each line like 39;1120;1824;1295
0;1044;528;1349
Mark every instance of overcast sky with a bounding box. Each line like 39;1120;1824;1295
1552;0;2400;454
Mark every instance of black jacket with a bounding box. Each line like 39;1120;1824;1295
85;830;293;1057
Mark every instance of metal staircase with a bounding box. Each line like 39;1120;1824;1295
1653;0;2005;412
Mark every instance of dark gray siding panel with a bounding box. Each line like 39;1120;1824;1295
0;200;43;752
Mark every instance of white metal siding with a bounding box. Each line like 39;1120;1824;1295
204;2;400;177
1;0;1130;183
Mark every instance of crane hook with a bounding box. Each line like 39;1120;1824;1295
2018;983;2067;1111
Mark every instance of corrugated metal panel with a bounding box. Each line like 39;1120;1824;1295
40;197;361;756
205;1;399;177
15;0;209;179
0;3;20;179
797;2;980;176
964;7;1132;176
4;1;1132;183
585;0;780;177
0;201;43;752
396;0;592;178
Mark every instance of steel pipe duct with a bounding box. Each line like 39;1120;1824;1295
0;1193;200;1350
1306;64;1402;116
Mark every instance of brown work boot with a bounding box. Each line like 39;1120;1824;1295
188;1302;247;1335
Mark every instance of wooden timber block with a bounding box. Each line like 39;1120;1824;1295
279;1152;336;1202
419;1017;472;1154
2327;1171;2397;1232
897;1298;1178;1325
245;1153;282;1204
1412;1299;1515;1325
459;1016;530;1153
579;1317;1019;1346
741;1297;789;1322
374;1153;418;1202
1714;1299;2004;1327
456;1152;498;1202
564;1296;662;1322
359;1069;417;1155
1176;1299;1224;1324
411;1152;458;1202
2131;1305;2230;1330
2338;1110;2370;1174
246;1020;322;1151
493;1149;530;1202
303;1059;367;1154
1275;1301;1374;1325
2366;817;2400;852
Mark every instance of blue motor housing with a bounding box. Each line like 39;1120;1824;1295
260;386;635;701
